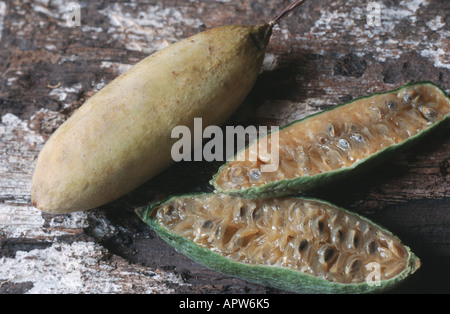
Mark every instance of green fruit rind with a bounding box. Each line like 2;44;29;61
137;194;420;294
210;82;450;198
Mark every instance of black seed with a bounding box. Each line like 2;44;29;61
299;239;308;252
353;234;360;248
419;106;437;120
351;133;364;142
350;259;360;272
318;221;324;232
368;241;377;254
215;225;222;236
403;91;415;102
338;229;344;239
387;101;396;110
252;208;262;221
249;168;261;180
338;138;349;149
202;220;213;229
239;207;246;217
165;205;175;216
324;247;335;262
328;124;336;137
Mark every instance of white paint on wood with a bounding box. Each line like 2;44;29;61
426;16;445;32
0;112;188;293
298;0;450;70
49;83;83;102
0;241;187;293
99;3;203;54
0;1;6;42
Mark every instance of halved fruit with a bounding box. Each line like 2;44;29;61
211;82;450;197
137;194;420;293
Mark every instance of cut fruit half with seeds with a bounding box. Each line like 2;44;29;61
137;194;420;293
211;82;450;197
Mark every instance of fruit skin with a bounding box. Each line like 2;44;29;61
137;193;421;294
211;81;450;198
31;24;272;213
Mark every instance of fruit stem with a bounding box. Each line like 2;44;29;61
269;0;307;27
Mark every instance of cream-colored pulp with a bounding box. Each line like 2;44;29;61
154;194;409;284
215;84;450;191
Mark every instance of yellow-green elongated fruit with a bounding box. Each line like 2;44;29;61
31;23;273;213
137;193;421;294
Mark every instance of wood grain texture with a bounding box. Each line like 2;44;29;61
0;0;449;293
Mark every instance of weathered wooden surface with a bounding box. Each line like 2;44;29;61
0;0;449;294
